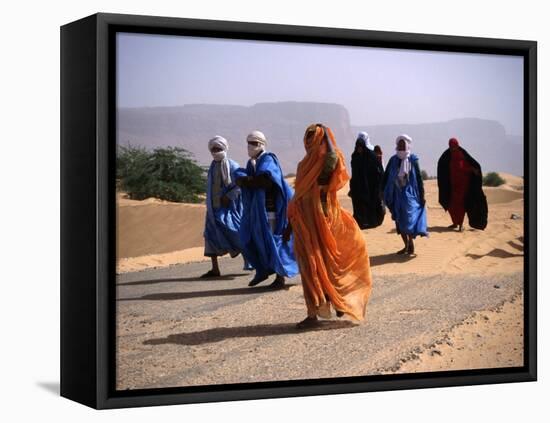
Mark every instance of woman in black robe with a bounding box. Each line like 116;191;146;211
349;132;385;229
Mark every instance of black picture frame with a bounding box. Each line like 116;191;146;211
60;12;537;409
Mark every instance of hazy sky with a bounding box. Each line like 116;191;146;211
117;32;524;135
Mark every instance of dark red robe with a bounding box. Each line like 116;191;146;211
449;149;473;225
437;146;488;230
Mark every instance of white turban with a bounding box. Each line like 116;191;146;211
246;130;267;146
208;135;229;152
357;131;374;151
208;135;231;186
395;134;412;182
246;130;267;165
395;134;412;149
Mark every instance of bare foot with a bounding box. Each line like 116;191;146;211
397;246;408;255
200;269;221;278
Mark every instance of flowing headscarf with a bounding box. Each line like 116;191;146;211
293;124;348;201
288;124;372;321
357;131;374;151
208;135;231;186
396;134;412;180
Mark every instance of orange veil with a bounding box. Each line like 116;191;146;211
287;125;373;321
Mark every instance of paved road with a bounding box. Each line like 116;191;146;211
117;258;283;315
116;258;522;390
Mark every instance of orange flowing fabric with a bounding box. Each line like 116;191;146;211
287;125;373;321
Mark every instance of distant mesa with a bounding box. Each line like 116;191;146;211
118;102;523;176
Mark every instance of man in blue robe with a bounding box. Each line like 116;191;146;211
235;130;298;288
201;136;251;278
383;134;428;256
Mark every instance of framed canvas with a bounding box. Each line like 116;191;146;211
60;12;537;409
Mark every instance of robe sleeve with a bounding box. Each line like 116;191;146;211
223;184;240;201
237;173;274;189
224;162;243;200
382;156;392;190
413;159;425;203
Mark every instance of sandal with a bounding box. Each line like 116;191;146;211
296;316;319;329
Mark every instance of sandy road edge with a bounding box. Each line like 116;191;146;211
377;289;524;374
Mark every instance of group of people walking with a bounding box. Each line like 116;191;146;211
350;133;428;255
201;125;487;328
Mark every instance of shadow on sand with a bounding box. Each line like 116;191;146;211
427;225;456;233
144;320;357;346
425;225;477;233
507;240;524;252
387;225;472;235
369;253;416;266
118;284;297;302
117;273;250;287
466;248;523;260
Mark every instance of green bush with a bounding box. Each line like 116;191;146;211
117;145;207;203
483;172;506;187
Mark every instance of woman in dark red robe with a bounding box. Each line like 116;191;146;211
448;139;472;229
437;138;488;231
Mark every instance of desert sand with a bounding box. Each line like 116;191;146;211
116;172;524;384
394;292;524;373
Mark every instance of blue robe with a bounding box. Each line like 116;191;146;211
235;152;298;278
383;154;428;238
203;159;245;257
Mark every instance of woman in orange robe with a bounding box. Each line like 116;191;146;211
285;124;373;329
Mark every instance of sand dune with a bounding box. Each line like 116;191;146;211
498;172;524;190
116;175;523;277
117;193;206;258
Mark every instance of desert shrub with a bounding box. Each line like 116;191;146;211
117;145;207;203
483;172;506;187
420;169;429;181
116;144;149;181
